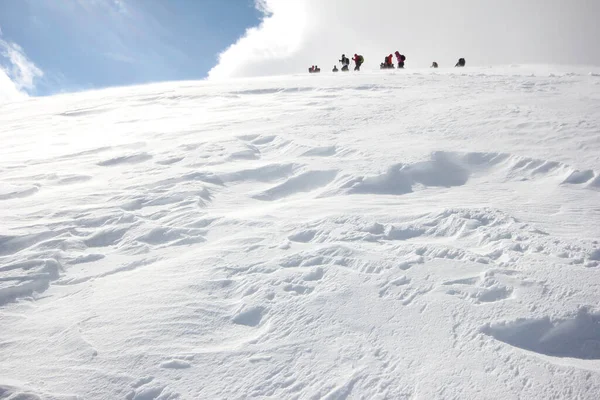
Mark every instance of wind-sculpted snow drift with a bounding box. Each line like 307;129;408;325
1;65;599;399
482;308;600;360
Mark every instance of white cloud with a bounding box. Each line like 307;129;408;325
209;0;309;79
0;35;43;102
209;0;600;79
0;69;26;102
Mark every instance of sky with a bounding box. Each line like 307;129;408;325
0;0;261;98
1;0;599;99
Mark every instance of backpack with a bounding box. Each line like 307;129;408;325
401;54;406;61
359;55;364;63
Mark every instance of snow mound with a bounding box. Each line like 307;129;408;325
346;152;469;195
253;169;338;200
482;308;600;359
0;184;39;200
0;381;70;400
159;359;191;369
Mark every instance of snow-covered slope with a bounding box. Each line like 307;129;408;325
1;65;600;399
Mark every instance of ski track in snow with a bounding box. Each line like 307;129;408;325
1;65;600;399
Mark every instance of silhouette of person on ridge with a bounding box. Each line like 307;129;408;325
353;54;364;71
395;51;405;69
339;54;350;71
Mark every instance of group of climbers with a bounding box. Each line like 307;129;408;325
331;54;363;72
312;53;466;73
380;52;406;69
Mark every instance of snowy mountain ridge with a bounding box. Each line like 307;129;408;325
1;65;600;399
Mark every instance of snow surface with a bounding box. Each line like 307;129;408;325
1;65;600;399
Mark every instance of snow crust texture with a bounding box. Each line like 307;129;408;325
1;65;600;399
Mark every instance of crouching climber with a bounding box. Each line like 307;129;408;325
380;54;394;69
